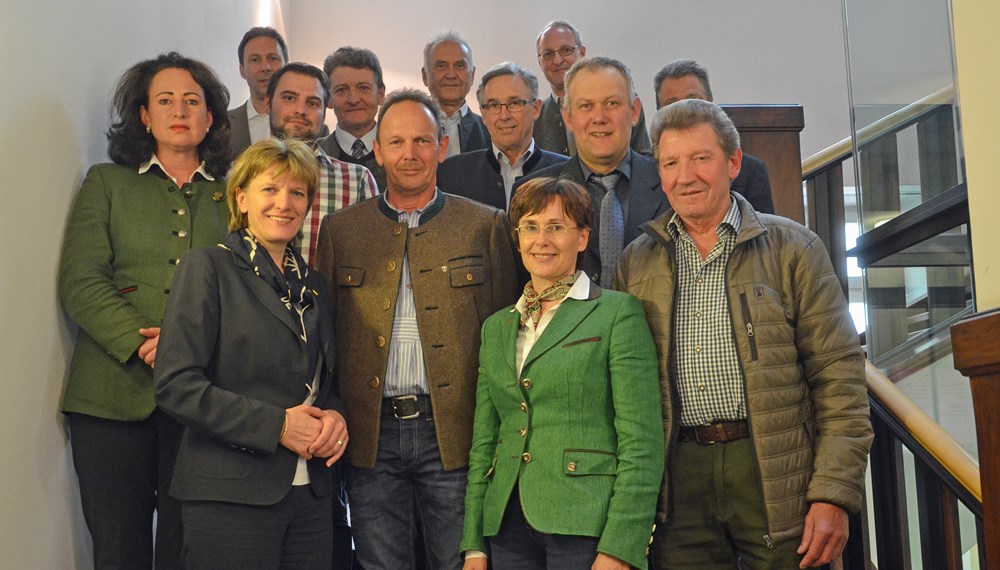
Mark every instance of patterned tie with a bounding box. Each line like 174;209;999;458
593;173;623;288
351;139;367;160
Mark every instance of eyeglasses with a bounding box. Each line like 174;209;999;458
514;223;580;238
480;99;534;115
538;45;580;62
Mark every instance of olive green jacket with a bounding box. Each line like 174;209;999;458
59;163;229;420
461;285;664;569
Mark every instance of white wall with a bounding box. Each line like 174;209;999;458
1;1;852;567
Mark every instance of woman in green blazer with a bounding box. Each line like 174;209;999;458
58;52;231;569
461;177;664;570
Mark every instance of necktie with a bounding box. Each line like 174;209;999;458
593;173;623;288
351;139;367;160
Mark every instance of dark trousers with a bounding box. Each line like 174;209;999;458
68;409;184;570
489;486;599;569
330;462;354;570
651;437;805;570
182;485;332;569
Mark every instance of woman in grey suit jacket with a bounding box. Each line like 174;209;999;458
155;139;348;569
461;178;663;570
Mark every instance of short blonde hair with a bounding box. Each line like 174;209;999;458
226;139;320;232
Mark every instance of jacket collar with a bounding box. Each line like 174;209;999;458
641;191;767;250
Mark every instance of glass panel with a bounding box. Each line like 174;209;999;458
843;0;964;231
958;500;981;569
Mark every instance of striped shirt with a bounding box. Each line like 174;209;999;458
299;146;378;266
667;198;746;426
382;191;439;397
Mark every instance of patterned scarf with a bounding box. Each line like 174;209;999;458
520;273;577;327
220;228;316;341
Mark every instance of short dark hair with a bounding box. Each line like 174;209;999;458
650;99;740;160
375;88;443;142
106;52;232;177
323;46;384;90
237;27;288;65
509;176;594;245
653;59;713;106
266;62;331;107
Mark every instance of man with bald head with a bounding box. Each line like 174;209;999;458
422;30;490;157
533;20;652;157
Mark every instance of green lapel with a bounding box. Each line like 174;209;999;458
521;285;602;370
498;308;520;375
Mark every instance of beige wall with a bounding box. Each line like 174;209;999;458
952;0;1000;311
0;1;849;567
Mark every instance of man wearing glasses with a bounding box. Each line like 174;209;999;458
533;20;652;157
437;62;569;211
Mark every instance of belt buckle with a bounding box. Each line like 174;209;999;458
393;395;420;420
694;426;717;445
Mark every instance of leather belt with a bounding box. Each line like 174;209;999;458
679;420;749;444
383;395;432;420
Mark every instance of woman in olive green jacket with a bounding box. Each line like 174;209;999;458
460;178;664;570
58;52;231;569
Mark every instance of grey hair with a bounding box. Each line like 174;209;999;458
563;56;636;110
650;99;739;159
535;20;584;51
423;30;473;68
476;61;539;104
653;59;713;107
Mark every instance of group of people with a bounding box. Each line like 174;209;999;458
59;18;872;570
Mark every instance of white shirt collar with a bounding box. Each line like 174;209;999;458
334;125;377;156
494;139;536;168
138;154;214;183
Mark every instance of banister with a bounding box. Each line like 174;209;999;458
865;360;981;501
802;86;955;179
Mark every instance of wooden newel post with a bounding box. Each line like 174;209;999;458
951;307;1000;567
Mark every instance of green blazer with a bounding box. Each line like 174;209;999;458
461;284;664;569
59;163;229;420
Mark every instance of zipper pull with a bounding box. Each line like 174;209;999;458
746;323;754;337
763;534;773;549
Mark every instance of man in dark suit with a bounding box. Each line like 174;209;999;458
315;89;517;570
516;57;670;288
654;59;775;214
437;62;568;211
421;30;490;157
533;20;652;157
228;27;288;157
318;46;387;190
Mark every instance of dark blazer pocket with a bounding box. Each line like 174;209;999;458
563;449;618;475
337;266;365;287
188;434;253;479
562;336;601;348
449;264;485;287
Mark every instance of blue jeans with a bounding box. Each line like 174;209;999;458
345;412;466;570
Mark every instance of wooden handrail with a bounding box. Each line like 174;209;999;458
865;360;981;501
802;86;955;178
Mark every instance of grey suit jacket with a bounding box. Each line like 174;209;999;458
457;111;491;153
314;193;519;470
228;101;253;158
514;152;669;285
534;94;652;157
155;245;343;505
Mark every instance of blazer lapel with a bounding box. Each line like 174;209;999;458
522;291;600;369
499;309;520;375
236;267;304;339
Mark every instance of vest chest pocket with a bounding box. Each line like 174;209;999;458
449;264;484;288
337;266;365;287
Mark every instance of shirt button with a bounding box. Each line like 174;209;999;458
177;230;188;238
370;377;381;388
377;336;386;348
387;261;397;272
567;461;577;472
697;278;704;284
521;453;532;463
695;311;702;318
694;346;702;353
519;402;527;413
382;298;391;310
521;379;532;389
518;427;526;437
699;384;706;391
